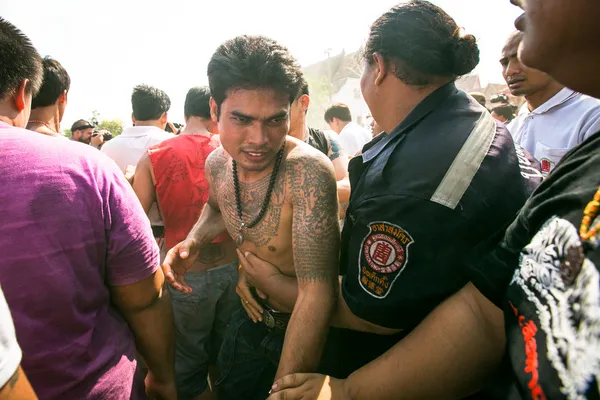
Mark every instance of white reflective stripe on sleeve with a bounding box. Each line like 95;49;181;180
430;112;497;209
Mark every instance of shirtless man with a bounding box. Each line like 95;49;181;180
162;35;340;400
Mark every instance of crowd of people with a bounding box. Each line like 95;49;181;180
0;0;599;399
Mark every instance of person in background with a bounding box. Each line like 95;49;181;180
289;80;350;220
469;92;487;109
26;57;69;138
133;86;239;400
501;30;600;175
490;104;515;124
0;286;37;400
70;119;94;144
324;103;371;158
90;129;104;149
102;84;174;247
0;17;176;399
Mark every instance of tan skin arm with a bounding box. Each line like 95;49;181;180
110;270;176;397
132;152;156;215
274;152;341;380
0;367;37;400
268;283;506;399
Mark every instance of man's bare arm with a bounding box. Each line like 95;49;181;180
132;152;156;215
0;367;37;400
341;283;505;399
111;270;175;388
275;151;340;380
326;131;349;181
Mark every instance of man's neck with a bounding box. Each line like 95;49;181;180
181;118;210;136
27;106;61;134
289;124;309;142
337;121;350;134
525;82;564;111
133;120;163;129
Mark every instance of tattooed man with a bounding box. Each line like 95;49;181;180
162;35;340;400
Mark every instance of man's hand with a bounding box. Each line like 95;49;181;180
161;238;200;293
236;256;265;323
145;371;177;400
237;248;282;289
268;374;348;400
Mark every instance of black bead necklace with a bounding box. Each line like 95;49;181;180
233;143;286;246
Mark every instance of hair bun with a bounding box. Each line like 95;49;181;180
451;33;480;76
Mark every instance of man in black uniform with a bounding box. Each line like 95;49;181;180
239;0;540;395
266;0;600;398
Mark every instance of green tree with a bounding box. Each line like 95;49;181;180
97;119;124;136
63;128;72;138
305;74;333;130
90;110;100;127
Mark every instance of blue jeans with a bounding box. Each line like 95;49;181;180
215;309;285;400
168;261;239;400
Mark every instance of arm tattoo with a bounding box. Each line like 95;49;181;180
197;243;225;264
7;367;19;390
327;134;342;162
289;153;340;284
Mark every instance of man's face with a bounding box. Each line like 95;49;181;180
511;0;600;95
214;88;290;173
500;37;553;97
75;128;93;144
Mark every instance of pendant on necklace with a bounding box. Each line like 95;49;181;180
236;223;245;246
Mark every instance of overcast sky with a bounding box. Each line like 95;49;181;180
1;0;521;130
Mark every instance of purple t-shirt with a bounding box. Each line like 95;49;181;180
0;123;159;399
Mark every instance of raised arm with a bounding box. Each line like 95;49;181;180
275;151;340;380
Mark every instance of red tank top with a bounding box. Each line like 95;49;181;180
148;134;229;249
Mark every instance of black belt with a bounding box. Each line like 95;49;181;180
251;287;291;331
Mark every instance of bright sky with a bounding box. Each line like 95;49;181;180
2;0;521;130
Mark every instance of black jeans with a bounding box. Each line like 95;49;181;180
215;309;284;400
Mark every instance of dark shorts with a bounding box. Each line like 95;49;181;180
168;261;239;400
215;309;285;400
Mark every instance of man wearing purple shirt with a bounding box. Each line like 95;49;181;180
0;18;176;400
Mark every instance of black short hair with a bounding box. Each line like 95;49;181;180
184;86;211;120
131;84;171;121
0;18;43;101
363;0;480;86
324;103;352;123
491;104;515;122
207;35;303;116
31;57;70;109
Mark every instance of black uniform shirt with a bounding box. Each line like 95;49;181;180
340;82;542;330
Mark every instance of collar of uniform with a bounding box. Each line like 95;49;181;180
529;88;578;115
362;81;458;163
120;125;166;138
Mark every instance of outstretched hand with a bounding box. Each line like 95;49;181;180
161;238;200;293
267;373;348;400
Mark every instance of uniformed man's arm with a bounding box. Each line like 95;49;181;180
132;152;156;215
275;151;340;380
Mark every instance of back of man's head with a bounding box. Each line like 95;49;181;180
184;86;211;120
32;57;70;109
131;84;171;121
324;103;352;123
0;18;43;125
207;35;303;116
491;104;515;123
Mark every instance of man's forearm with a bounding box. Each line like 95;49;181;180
187;203;226;245
124;287;175;383
343;283;505;400
275;293;336;380
260;274;298;313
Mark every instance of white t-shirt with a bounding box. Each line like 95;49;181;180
507;88;600;175
0;286;21;389
337;122;371;157
101;126;174;226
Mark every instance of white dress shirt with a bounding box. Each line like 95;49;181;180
101;126;174;225
337;122;371;157
508;88;600;175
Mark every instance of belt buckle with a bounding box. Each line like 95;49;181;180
263;309;276;329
